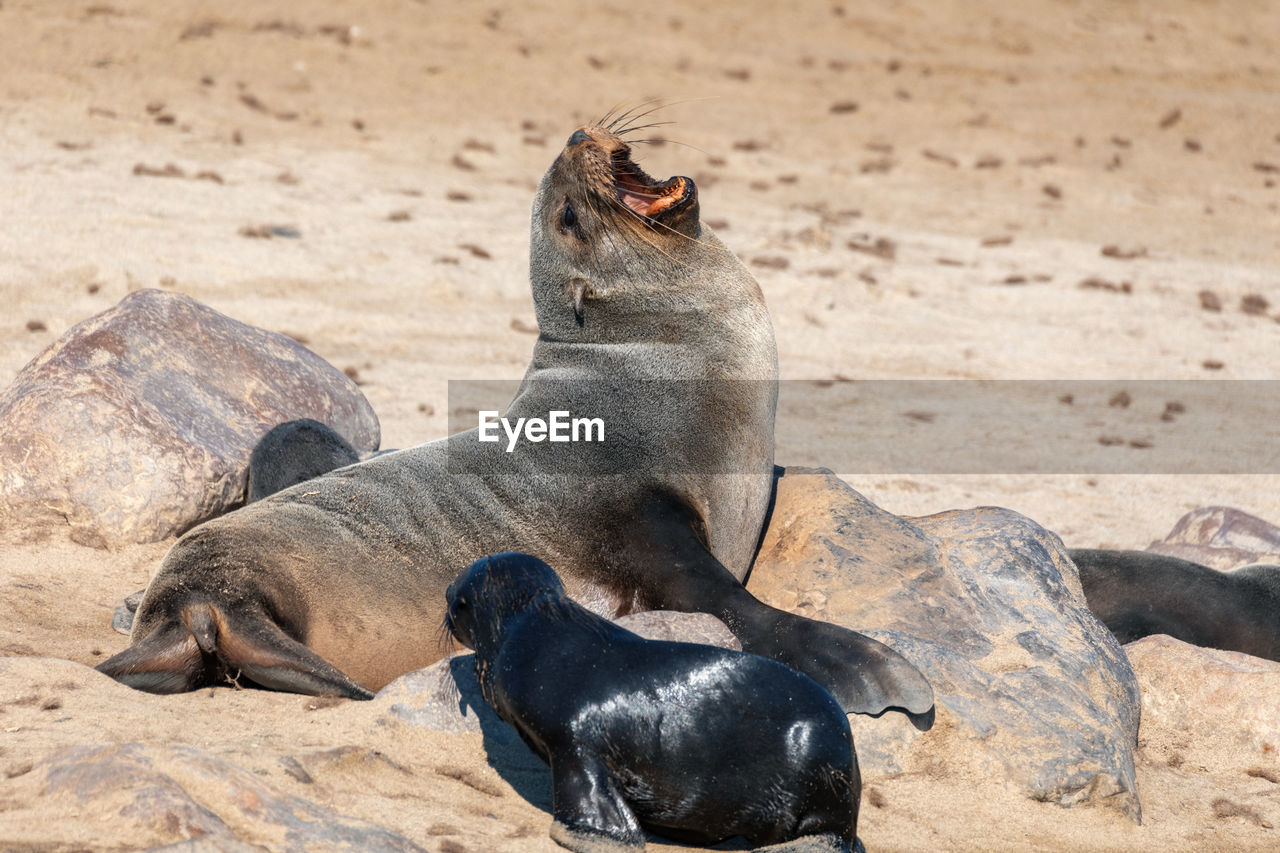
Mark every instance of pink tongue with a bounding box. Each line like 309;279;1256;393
620;191;652;214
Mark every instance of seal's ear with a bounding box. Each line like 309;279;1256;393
572;279;591;327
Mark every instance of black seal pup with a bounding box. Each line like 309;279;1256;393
1072;548;1280;660
246;418;361;503
98;114;932;723
445;552;863;853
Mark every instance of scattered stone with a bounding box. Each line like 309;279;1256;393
1241;294;1269;316
237;224;301;239
1146;506;1280;570
1079;277;1132;294
111;590;144;635
132;162;184;178
847;237;896;260
751;256;790;270
1101;245;1147;260
1199;290;1223;311
1160;401;1186;422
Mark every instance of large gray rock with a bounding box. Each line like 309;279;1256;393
1146;506;1280;570
0;289;379;548
746;467;1142;819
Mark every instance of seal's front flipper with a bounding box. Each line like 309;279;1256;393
549;755;644;852
628;494;934;722
97;603;373;700
739;607;935;724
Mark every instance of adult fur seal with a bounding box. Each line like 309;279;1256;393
1072;548;1280;660
446;552;863;853
98;116;933;719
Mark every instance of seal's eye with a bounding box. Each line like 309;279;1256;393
560;203;577;233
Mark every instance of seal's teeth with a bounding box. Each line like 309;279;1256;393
614;175;687;217
646;178;687;215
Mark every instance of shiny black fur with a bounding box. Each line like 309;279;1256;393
446;552;862;853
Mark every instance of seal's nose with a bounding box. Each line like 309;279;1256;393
566;128;592;148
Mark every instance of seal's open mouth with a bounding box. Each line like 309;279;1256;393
610;149;691;219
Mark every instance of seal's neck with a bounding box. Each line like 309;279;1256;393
529;230;778;382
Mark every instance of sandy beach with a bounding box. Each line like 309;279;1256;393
2;1;1279;850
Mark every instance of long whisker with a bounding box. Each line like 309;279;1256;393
437;612;460;654
630;138;713;158
596;99;632;129
605;97;667;133
612;96;719;136
612;120;676;138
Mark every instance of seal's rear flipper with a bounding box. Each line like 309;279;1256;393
95;623;205;694
96;603;373;700
630;494;935;722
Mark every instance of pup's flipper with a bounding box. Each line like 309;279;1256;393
549;754;645;852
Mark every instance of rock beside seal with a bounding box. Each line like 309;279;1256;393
1125;634;1280;778
746;467;1142;819
0;289;379;548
